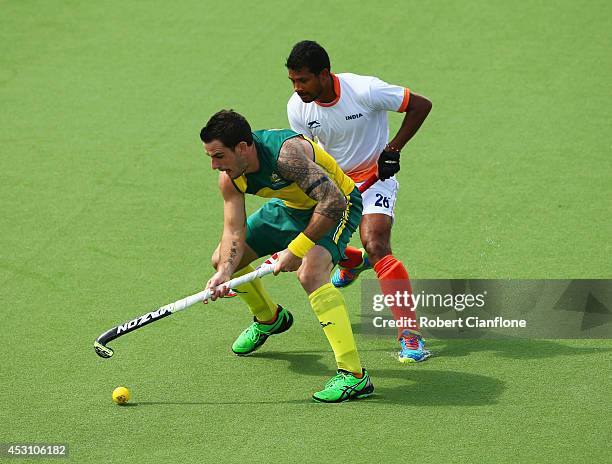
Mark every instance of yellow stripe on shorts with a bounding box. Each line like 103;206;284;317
333;195;352;243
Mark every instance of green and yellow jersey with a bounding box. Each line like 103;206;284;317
231;129;355;210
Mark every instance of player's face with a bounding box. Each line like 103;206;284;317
288;67;326;103
204;140;248;179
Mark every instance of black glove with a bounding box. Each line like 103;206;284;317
377;148;400;180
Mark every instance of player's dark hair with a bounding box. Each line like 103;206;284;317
285;40;331;75
200;110;253;148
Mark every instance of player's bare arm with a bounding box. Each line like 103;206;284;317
378;92;433;180
206;173;247;299
388;92;433;150
277;137;346;239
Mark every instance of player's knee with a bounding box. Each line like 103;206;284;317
297;265;326;294
365;240;392;264
296;266;310;287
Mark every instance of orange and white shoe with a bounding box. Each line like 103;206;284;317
398;331;431;363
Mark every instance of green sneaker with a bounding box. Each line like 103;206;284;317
312;369;374;403
231;306;293;356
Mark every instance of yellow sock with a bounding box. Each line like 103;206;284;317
233;265;277;321
309;283;362;374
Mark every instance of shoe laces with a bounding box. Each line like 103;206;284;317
401;334;420;350
245;322;266;341
324;371;350;389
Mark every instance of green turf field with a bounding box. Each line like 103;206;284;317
2;1;611;462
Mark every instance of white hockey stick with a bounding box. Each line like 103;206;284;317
94;254;278;358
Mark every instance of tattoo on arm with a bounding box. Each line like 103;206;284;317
277;138;346;221
224;241;238;266
304;177;329;196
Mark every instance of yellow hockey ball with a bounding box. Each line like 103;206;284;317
112;386;130;405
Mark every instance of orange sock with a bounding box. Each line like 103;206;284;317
338;246;363;269
373;255;420;338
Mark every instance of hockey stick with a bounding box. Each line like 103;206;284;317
93;255;278;358
358;174;378;193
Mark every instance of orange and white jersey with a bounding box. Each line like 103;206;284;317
287;72;409;182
